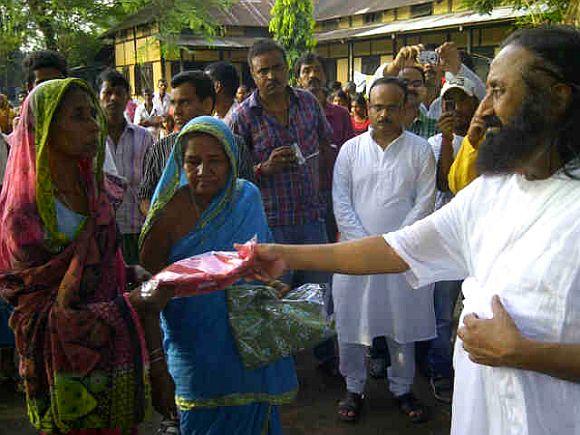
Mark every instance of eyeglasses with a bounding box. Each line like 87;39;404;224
369;104;402;114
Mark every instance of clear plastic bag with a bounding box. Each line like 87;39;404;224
227;283;333;369
282;283;326;305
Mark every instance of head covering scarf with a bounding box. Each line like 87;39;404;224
139;115;239;248
0;79;150;433
138;117;297;422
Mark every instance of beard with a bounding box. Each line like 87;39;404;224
477;90;554;176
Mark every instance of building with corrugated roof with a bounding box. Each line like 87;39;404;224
106;0;274;95
107;0;518;94
314;0;521;84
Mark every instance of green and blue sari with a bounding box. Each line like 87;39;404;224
140;116;297;434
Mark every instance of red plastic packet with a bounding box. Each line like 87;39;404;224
151;238;257;298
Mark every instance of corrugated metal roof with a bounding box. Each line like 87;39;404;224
211;0;274;27
314;0;432;21
177;35;260;48
107;0;274;34
316;6;526;42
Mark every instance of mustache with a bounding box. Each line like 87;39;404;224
477;93;549;175
307;78;322;87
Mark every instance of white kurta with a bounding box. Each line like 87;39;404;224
428;133;463;210
332;130;436;345
385;173;580;435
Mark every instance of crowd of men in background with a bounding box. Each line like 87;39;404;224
2;25;577;433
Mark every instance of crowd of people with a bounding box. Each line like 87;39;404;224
0;24;578;435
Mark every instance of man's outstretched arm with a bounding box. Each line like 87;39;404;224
251;236;409;281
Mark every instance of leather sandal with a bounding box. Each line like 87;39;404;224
395;392;428;424
337;391;364;422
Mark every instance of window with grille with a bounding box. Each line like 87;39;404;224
361;55;380;75
134;62;153;95
364;13;378;24
322;20;339;31
411;2;433;18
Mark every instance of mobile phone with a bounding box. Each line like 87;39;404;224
443;99;456;113
418;50;439;65
291;143;306;165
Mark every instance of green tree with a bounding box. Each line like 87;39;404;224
0;0;230;68
269;0;316;79
464;0;578;26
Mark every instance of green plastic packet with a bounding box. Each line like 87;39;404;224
227;284;333;369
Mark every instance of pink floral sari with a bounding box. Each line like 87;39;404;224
0;79;149;434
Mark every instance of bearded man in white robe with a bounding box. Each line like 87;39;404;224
332;76;436;423
251;26;580;435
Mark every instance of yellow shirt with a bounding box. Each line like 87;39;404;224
448;136;479;194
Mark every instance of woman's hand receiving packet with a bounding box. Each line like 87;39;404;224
146;238;257;298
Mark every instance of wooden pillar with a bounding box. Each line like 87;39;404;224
348;41;354;81
467;28;473;54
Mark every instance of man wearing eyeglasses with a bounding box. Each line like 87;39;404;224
332;77;436;423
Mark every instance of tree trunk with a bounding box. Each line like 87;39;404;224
26;0;58;50
564;0;579;26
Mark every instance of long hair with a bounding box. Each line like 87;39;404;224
503;26;580;177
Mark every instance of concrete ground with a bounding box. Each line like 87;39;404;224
0;351;450;435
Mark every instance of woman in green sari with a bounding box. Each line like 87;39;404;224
0;78;175;434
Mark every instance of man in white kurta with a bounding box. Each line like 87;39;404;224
251;26;580;435
332;77;436;412
385;167;580;434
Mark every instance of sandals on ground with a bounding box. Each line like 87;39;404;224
395;392;428;424
157;417;180;434
337;391;364;423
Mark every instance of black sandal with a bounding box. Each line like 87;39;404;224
395;392;428;424
157;417;180;434
337;391;364;422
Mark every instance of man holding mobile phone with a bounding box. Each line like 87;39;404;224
387;42;485;120
230;39;333;288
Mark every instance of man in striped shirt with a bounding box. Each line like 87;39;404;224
138;71;254;215
99;69;154;264
230;39;337;372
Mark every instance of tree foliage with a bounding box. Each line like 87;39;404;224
122;0;232;48
464;0;578;26
269;0;316;78
0;0;230;67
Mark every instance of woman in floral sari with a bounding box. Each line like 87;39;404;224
0;78;175;434
140;116;298;434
